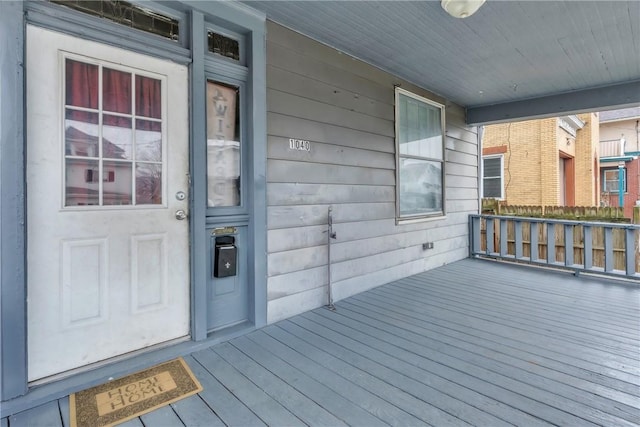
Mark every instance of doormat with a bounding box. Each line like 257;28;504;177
70;357;202;427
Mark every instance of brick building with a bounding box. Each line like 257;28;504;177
482;113;600;207
598;107;640;218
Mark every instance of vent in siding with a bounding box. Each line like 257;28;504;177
207;31;240;61
50;0;180;42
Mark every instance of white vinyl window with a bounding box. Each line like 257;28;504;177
395;88;445;220
482;155;504;199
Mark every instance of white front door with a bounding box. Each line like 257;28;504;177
26;25;190;381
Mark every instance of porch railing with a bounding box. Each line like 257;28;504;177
469;214;640;280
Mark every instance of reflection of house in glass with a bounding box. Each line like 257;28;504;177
65;126;133;206
399;160;442;215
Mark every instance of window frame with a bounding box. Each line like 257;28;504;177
482;154;505;200
394;87;446;222
61;53;168;210
602;167;627;193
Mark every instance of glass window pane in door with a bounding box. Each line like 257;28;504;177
65;158;100;206
103;68;132;114
65;59;98;109
103;160;132;205
206;81;240;207
136;163;162;205
102;115;132;159
135;120;162;162
136;75;162;119
65;110;99;157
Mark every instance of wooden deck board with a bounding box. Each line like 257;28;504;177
342;296;640;405
170;395;225;427
326;298;640;425
212;342;348;427
3;258;639;426
247;329;428;427
185;353;266;427
232;335;389;427
139;405;185;427
192;348;304;427
7;401;62;427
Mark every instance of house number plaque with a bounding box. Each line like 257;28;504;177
289;138;311;152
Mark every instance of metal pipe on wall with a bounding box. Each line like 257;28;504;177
326;206;337;311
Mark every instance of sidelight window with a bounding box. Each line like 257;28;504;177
206;80;241;208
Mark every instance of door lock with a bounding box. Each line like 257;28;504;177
175;210;188;220
175;191;186;201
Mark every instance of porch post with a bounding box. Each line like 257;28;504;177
0;0;28;400
618;161;624;208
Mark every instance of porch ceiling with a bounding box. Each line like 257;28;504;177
242;0;640;124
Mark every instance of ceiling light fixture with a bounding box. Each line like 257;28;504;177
441;0;486;18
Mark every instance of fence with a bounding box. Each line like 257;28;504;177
469;214;640;280
481;199;632;223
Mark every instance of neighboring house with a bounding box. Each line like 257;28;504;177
482;114;600;207
598;107;640;218
1;0;639;413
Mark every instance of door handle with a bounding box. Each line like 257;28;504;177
175;210;188;220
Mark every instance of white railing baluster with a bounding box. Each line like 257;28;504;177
583;225;593;270
604;228;613;273
486;218;494;254
564;224;574;267
547;223;556;265
625;227;635;276
530;222;538;262
500;219;508;257
515;220;523;260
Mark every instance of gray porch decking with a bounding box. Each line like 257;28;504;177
4;258;640;426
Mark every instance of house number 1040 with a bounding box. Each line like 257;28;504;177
289;138;311;152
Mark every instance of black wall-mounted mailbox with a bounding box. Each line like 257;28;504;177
214;235;237;278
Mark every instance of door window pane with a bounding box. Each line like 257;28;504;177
65;59;98;109
207;81;240;207
65;110;99;157
103;68;132;114
66;158;99;206
136;163;162;205
136;75;162;119
103;161;132;205
135;120;162;162
103;115;132;160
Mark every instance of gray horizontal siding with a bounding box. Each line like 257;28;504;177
265;21;478;323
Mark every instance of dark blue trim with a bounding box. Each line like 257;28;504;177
25;1;191;65
467;80;640;125
0;1;27;401
189;10;208;341
248;26;268;327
